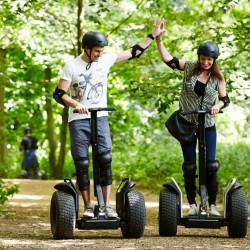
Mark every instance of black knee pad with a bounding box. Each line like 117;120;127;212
74;157;90;191
98;151;112;186
206;160;220;174
182;161;197;177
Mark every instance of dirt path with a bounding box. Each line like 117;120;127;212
0;179;249;249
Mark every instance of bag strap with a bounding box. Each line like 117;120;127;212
199;74;211;110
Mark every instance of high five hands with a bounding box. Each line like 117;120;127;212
155;17;165;39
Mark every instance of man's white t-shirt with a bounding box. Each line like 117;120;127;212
60;53;117;122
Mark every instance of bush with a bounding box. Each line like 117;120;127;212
217;142;250;199
0;179;19;205
112;137;250;202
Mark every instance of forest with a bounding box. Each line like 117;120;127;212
0;0;249;198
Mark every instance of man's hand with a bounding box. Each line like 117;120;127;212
75;104;89;114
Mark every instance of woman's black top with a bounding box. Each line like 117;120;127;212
194;80;216;131
194;80;206;97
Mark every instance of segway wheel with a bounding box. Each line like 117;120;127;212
121;189;146;238
159;188;178;236
50;190;76;239
227;189;248;238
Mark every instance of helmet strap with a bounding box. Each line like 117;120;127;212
84;48;93;70
86;62;92;70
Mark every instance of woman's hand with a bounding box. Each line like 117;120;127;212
152;16;165;38
210;104;222;115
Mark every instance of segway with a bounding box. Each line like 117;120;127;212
159;109;248;238
50;107;146;239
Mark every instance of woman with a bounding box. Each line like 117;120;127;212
156;19;230;216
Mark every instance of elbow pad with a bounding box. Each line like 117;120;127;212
219;94;230;109
129;44;148;60
53;87;67;107
164;57;182;70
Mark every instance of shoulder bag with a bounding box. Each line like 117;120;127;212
165;110;196;144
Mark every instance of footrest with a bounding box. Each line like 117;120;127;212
77;217;120;230
179;216;224;228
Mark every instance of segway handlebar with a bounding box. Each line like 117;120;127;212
88;107;116;112
180;109;223;116
73;107;116;113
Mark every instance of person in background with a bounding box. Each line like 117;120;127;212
53;20;164;218
155;17;230;216
19;127;39;179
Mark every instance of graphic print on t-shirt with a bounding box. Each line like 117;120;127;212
72;72;103;104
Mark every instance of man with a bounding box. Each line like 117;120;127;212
53;22;163;218
19;127;39;179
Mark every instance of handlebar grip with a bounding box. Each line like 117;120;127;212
73;107;116;113
89;107;116;112
180;110;223;116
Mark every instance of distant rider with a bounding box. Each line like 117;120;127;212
19;127;39;179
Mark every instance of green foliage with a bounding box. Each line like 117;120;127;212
0;179;19;205
217;142;250;196
112;119;250;200
1;0;249;204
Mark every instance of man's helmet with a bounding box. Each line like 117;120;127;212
197;40;219;59
82;31;108;49
24;127;31;134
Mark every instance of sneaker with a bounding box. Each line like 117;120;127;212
104;205;118;218
209;204;220;216
83;205;94;218
187;204;198;216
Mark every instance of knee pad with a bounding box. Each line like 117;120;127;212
206;160;220;174
74;157;90;191
182;162;197;177
98;151;112;186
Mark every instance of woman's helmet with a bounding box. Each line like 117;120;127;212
82;31;108;49
197;40;219;59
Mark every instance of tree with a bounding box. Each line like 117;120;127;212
0;0;249;193
0;49;7;177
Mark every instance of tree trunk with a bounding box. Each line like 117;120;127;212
0;48;7;177
44;68;58;178
77;0;84;55
50;0;82;178
55;107;68;179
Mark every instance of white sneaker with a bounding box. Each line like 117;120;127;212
104;205;118;218
209;204;220;216
188;204;197;216
83;205;94;218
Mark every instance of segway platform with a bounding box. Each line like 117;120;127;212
50;108;146;239
180;215;224;229
159;110;248;238
76;217;120;230
159;177;248;237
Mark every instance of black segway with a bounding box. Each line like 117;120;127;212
50;107;146;239
159;109;248;238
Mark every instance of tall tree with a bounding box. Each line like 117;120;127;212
44;67;58;177
0;49;7;176
50;0;84;178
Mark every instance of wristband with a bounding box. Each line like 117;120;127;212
147;34;155;40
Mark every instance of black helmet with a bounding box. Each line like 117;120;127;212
82;31;108;49
197;40;219;59
24;127;31;134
